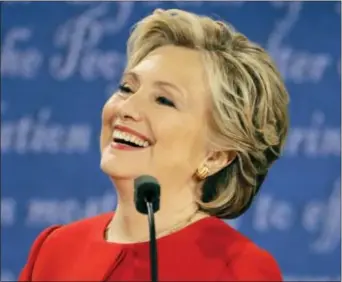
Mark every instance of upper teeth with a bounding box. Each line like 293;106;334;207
112;130;149;147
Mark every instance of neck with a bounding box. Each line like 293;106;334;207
107;178;206;243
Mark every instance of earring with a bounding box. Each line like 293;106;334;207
195;165;209;181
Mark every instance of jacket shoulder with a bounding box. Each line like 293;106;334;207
210;219;282;281
19;225;60;281
18;212;113;281
47;212;113;242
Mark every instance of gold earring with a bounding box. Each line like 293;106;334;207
195;165;209;181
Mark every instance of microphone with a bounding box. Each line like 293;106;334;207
134;175;160;282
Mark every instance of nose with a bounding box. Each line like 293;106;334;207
116;94;143;122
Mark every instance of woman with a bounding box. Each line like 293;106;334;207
19;9;289;281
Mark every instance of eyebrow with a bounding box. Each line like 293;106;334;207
123;71;186;99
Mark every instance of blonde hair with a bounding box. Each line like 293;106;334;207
126;9;289;219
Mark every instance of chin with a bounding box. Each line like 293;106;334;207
100;151;142;181
101;158;130;179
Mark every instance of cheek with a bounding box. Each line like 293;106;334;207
100;98;119;151
155;121;206;166
102;97;118;124
100;127;111;152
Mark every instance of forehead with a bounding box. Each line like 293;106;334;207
129;45;210;99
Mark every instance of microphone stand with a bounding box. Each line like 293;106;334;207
146;200;158;282
134;175;160;282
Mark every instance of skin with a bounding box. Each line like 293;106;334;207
100;45;232;243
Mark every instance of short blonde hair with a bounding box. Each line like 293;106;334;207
126;9;289;219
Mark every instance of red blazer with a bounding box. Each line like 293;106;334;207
19;212;282;281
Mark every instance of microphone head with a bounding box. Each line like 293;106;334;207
134;175;161;215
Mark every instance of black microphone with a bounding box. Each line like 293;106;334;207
134;175;160;282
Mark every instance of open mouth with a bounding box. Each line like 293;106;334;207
112;130;150;148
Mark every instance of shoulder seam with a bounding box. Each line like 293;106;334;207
31;225;61;278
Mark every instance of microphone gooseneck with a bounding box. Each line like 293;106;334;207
134;175;160;282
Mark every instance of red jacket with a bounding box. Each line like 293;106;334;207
19;212;282;281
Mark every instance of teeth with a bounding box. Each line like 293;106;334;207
112;130;150;147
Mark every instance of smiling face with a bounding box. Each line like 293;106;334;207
100;46;212;189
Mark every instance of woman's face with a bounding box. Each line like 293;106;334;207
100;45;212;188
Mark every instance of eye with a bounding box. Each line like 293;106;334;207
118;83;133;94
155;96;176;108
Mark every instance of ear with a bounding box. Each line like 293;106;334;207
205;150;237;176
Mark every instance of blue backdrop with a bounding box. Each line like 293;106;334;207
1;1;341;281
